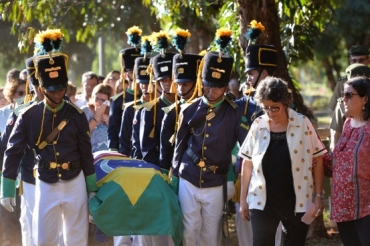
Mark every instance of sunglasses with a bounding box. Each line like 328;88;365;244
263;106;280;113
16;90;25;96
341;91;359;100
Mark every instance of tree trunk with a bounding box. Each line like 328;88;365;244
237;0;315;120
322;58;336;91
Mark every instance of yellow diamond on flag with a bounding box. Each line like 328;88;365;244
97;166;161;206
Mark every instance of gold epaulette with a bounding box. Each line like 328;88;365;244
111;91;124;101
162;101;179;114
66;100;83;114
122;99;141;111
14;101;36;116
141;98;159;111
133;104;145;111
225;96;238;109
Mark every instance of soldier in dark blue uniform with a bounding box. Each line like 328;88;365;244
118;36;153;156
0;56;47;246
171;29;248;246
108;26;143;151
0;29;97;245
234;44;278;129
159;53;201;172
132;31;176;167
159;29;202;173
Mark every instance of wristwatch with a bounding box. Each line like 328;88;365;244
315;194;324;199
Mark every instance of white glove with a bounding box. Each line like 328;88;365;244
88;192;96;201
1;197;16;212
227;181;235;201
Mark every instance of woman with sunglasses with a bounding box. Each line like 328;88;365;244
324;76;370;246
239;77;327;246
0;77;26;134
82;83;112;152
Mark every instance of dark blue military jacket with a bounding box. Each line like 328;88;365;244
159;100;183;171
2;100;95;184
0;102;36;184
134;96;173;166
108;89;138;150
118;98;145;156
234;93;262;132
172;96;248;188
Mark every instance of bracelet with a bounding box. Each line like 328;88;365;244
315;194;324;199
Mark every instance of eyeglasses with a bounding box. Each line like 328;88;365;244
94;97;107;103
262;106;280;112
341;91;359;100
16;90;25;96
350;57;367;64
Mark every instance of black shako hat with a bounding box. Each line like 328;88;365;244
349;45;370;56
244;44;277;72
173;54;202;83
26;56;39;86
119;47;143;72
151;53;175;81
34;54;68;92
201;51;233;88
134;57;151;84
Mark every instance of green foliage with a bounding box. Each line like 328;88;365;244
0;0;157;52
279;0;335;63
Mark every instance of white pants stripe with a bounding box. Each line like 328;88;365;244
33;171;88;246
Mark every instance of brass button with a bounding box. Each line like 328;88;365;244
259;185;262;189
257;202;261;205
203;168;206;171
304;176;308;180
50;162;57;169
296;167;300;171
207;123;211;127
201;180;204;183
298;185;301;189
53;141;57;144
203;146;207;150
299;203;303;207
56;152;60;156
58;174;62;178
205;134;209;138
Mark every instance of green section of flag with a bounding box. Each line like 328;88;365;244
89;172;183;246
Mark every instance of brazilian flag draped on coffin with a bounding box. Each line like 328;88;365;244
89;151;183;246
